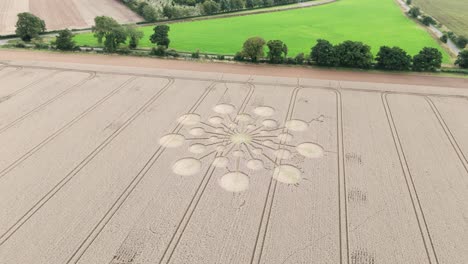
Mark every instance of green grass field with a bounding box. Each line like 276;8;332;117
412;0;468;36
74;0;451;62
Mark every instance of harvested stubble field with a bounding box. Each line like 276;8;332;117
0;0;142;35
0;53;467;264
412;0;468;36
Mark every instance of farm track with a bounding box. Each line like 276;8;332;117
0;56;467;263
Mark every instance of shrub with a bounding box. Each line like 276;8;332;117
234;51;245;61
376;46;412;71
455;50;468;68
440;34;448;43
141;5;159;22
217;55;225;60
455;36;468;49
310;39;338;66
421;15;436;26
412;47;442;71
192;49;200;58
408;7;420;18
166;49;180;57
14;40;27;48
335;40;373;69
15;12;46;42
54;29;76;51
406;0;411;5
295;53;305;65
150;45;167;56
285;57;296;64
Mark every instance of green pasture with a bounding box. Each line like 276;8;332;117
73;0;451;62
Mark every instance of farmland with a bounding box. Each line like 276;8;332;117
74;0;450;61
412;0;468;36
0;0;142;35
0;51;467;263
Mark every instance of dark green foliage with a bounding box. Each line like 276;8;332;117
234;51;245;61
54;29;76;51
267;40;288;63
335;40;373;69
375;46;412;71
150;45;167;56
92;16;120;43
220;0;231;11
15;12;46;42
295;53;305;64
103;26;128;52
246;0;255;8
201;0;220;15
150;25;170;47
412;47;442;71
191;49;200;58
408;7;420;18
440;34;448;43
455;50;468;68
127;26;144;49
310;39;338;66
241;36;266;62
455;36;467;49
217;55;225;60
230;0;245;10
166;49;179;57
421;15;436;26
141;5;159;22
406;0;412;4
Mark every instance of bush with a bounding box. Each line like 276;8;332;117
406;0;412;5
166;49;180;57
376;46;412;71
421;15;436;26
150;45;167;56
412;47;442;71
295;53;305;65
192;49;200;58
234;51;245;61
54;29;76;51
408;7;420;18
285;57;296;64
440;34;448;43
455;50;468;68
15;12;46;42
455;36;468;49
14;40;27;48
335;40;373;69
310;39;338;66
116;47;131;54
33;41;49;50
141;5;159;22
217;55;225;60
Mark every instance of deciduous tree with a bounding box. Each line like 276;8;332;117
15;12;46;42
150;25;170;47
241;36;266;62
455;50;468;69
376;46;411;71
335;40;373;69
412;47;442;71
54;29;76;51
267;40;288;63
310;39;338;66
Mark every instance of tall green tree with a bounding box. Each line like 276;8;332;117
92;16;120;43
267;40;288;63
150;25;170;48
126;26;144;49
103;26;128;52
241;36;266;62
412;47;442;71
54;29;76;51
375;46;412;71
454;50;468;69
310;39;338;66
335;40;373;69
15;12;46;42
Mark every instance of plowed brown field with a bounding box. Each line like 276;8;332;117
0;0;141;35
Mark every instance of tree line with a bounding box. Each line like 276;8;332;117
12;13;468;70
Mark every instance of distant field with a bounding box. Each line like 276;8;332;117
412;0;468;36
74;0;450;62
0;0;142;35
